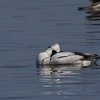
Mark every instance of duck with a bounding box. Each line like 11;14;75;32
90;0;100;10
36;43;100;66
78;0;100;11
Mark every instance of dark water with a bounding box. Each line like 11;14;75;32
0;0;100;100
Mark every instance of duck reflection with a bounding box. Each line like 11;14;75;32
37;64;80;97
86;11;100;20
37;63;97;75
37;64;76;75
36;64;99;97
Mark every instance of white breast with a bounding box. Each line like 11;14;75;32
36;52;50;65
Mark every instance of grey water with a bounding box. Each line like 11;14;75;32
0;0;100;100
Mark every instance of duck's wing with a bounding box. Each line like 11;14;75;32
51;52;74;58
50;52;83;64
73;52;100;59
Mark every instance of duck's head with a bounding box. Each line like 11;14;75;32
51;43;60;52
46;43;60;56
46;48;58;57
37;43;60;65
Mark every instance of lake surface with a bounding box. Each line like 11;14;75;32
0;0;100;100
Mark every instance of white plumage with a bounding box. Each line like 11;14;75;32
36;43;100;66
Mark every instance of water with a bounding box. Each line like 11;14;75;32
0;0;100;100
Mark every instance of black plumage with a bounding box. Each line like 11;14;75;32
73;52;100;59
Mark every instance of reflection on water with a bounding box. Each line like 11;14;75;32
37;64;98;75
37;65;80;97
82;10;100;23
37;65;80;75
37;64;100;99
86;11;100;21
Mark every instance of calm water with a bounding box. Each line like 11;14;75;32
0;0;100;100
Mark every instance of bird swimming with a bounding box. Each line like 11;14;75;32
78;0;100;11
36;43;100;66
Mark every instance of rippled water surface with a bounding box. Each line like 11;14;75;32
0;0;100;100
